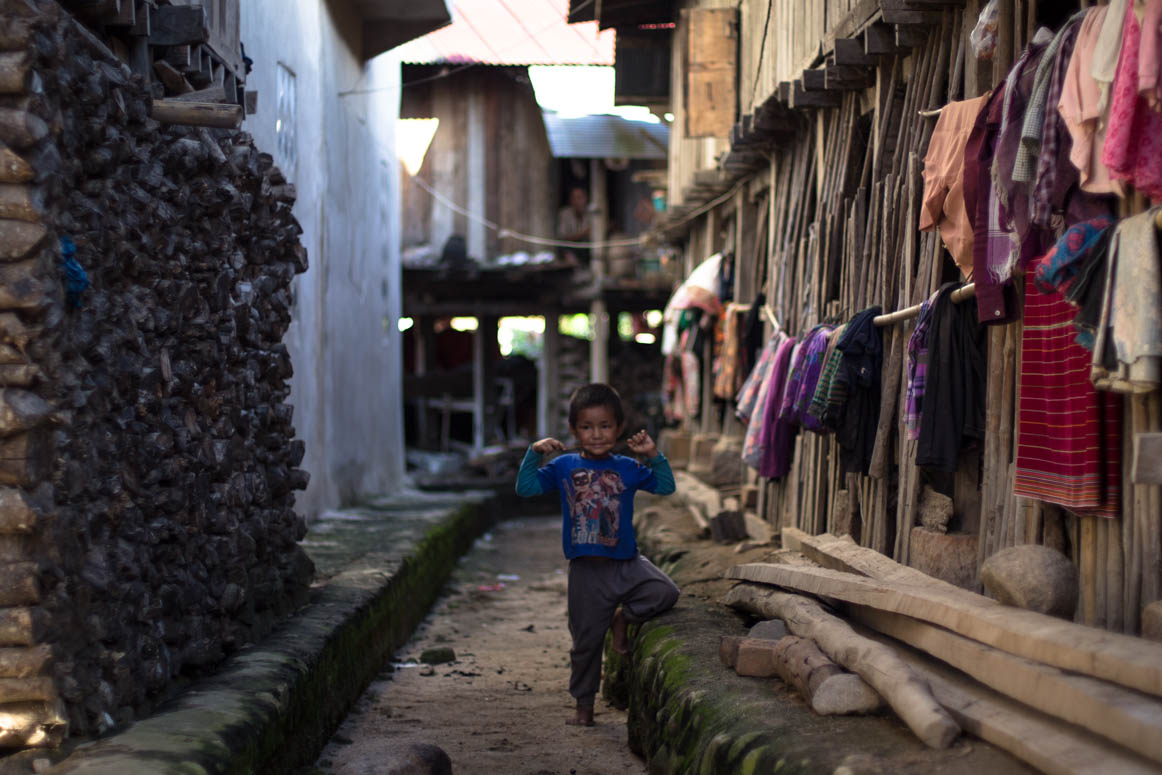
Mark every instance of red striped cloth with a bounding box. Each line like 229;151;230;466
1015;265;1121;518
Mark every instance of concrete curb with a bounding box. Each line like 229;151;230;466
46;497;502;774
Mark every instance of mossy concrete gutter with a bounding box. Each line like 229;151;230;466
46;495;504;775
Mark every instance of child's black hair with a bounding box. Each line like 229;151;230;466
568;383;624;428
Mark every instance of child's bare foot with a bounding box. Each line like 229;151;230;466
566;705;595;726
611;607;630;657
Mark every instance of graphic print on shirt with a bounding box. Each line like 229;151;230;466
564;468;625;547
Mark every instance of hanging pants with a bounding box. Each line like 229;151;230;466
567;554;680;706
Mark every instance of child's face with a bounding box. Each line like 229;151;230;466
570;405;623;459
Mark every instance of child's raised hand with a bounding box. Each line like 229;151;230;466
532;437;566;455
626;430;658;459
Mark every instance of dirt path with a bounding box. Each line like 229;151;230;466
313;515;647;775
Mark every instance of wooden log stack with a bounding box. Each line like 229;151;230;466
0;0;312;745
726;539;1162;774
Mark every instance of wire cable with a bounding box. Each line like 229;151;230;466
407;173;647;249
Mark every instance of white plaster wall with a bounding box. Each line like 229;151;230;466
241;0;405;517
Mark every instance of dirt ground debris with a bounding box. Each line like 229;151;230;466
309;514;647;775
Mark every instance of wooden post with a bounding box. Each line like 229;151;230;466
414;316;435;448
538;313;560;438
589;299;609;384
473;316;498;452
589;158;607;277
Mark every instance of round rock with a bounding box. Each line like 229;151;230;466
980;544;1078;618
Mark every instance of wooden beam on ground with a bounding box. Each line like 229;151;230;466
725;562;1162;699
849;605;1162;766
781;528;972;597
724;584;960;748
865;626;1160;775
149;100;241;129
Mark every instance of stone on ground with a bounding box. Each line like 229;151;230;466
908;527;978;589
811;673;883;716
336;742;452;775
980;545;1079;618
419;647;456;665
747;619;788;641
1142;601;1162;642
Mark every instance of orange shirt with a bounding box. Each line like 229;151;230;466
919;95;990;278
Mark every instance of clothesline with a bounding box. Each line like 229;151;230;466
874;283;976;326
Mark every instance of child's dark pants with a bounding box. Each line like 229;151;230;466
567;554;680;707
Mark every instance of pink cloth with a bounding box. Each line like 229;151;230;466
1059;6;1123;195
1139;0;1162;107
1102;1;1162;200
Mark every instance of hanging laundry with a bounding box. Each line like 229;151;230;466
1139;0;1162;108
1090;0;1130;115
1101;1;1162;201
713;303;746;400
1092;206;1162;393
1033;216;1117;353
1014;11;1089;185
807;324;847;431
1015;260;1122;519
739;292;766;384
993;33;1054;274
736;335;780;424
830;308;884;476
917;284;987;473
755;336;799;478
920;94;990;277
1059;5;1124;196
965;83;1022;324
741;332;788;469
904;291;940;440
1031;15;1114;230
779;324;835;432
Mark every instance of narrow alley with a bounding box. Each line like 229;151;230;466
2;0;1162;774
313;516;645;775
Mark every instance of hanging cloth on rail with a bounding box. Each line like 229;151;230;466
807;324;848;432
965;82;1022;325
920;95;990;277
742;332;789;470
831;308;884;476
1059;5;1125;196
1101;1;1162;201
737;335;780;424
1015;257;1122;519
916;283;987;473
778;324;835;432
755;336;799;478
1092;206;1162;394
903;290;940;440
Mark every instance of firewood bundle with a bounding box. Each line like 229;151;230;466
0;0;311;745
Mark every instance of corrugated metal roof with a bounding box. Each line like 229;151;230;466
396;0;613;66
542;112;669;159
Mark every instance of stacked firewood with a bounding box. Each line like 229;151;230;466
0;0;310;745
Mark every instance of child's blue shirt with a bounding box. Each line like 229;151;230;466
516;446;676;560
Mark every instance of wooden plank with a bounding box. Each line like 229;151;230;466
834;37;876;66
864;22;906;55
863;626;1161;775
725;562;1162;698
724;584;960;748
150;99;241;128
850;605;1162;766
1133;433;1162;485
684;7;737;138
782;527;971;597
825;64;875;90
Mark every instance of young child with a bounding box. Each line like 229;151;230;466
516;383;680;727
